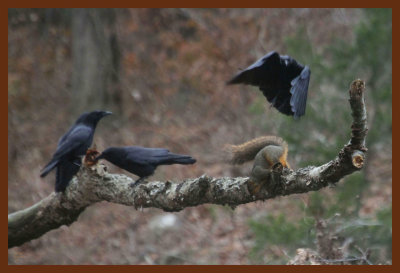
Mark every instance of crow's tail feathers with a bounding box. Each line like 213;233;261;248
159;153;196;165
40;159;59;178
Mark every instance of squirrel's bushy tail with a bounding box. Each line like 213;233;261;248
224;136;288;165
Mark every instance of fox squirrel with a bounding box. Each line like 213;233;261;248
225;136;290;193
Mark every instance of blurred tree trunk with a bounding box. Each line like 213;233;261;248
71;8;120;114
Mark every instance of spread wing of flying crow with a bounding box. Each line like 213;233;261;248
227;51;311;118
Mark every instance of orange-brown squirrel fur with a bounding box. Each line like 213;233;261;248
225;136;290;168
225;136;290;191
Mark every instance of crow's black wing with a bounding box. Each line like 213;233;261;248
125;146;195;166
227;51;280;86
290;66;310;118
57;122;78;147
125;147;170;165
52;125;92;159
40;125;92;177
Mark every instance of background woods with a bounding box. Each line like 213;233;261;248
8;8;391;264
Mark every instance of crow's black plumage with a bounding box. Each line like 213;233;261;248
96;146;196;185
40;110;112;192
227;51;311;118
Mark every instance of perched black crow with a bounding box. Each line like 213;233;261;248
40;110;112;192
96;146;196;186
227;51;311;118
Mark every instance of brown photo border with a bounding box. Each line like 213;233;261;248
4;5;395;272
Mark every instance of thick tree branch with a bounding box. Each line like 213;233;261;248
8;80;368;248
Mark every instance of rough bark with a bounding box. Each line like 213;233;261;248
8;80;368;249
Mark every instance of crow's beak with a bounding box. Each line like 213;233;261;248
103;111;112;116
94;154;104;161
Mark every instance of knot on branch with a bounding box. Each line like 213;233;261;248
350;79;365;97
197;174;211;197
351;151;365;169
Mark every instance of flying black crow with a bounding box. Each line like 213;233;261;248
227;51;311;118
95;146;196;186
40;110;112;192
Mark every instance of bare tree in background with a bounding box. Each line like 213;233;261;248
71;8;120;114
